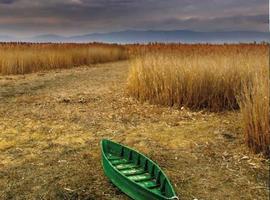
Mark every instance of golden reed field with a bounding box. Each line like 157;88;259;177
0;43;127;75
126;44;269;157
0;42;269;157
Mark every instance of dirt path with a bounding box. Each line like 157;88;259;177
0;61;268;200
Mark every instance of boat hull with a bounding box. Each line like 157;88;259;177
101;139;178;200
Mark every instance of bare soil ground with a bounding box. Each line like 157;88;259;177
0;61;269;200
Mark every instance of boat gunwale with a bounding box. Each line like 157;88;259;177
101;139;178;200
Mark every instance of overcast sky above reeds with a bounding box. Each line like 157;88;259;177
0;0;268;36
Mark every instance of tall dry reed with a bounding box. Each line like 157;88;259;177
0;43;127;75
127;44;269;156
127;44;267;111
239;69;269;156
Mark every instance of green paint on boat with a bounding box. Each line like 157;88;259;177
101;139;179;200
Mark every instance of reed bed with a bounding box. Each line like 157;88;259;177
127;44;269;156
0;43;127;75
127;44;267;111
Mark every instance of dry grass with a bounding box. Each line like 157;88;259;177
239;70;270;156
127;44;269;156
0;43;127;75
127;44;267;111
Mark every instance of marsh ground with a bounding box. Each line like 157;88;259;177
0;61;268;200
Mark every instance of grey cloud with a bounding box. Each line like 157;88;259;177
0;0;17;4
0;0;268;36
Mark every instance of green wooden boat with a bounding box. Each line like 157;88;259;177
101;139;179;200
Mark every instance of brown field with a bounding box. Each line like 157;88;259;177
0;43;269;200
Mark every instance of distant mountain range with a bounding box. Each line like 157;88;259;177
1;30;269;43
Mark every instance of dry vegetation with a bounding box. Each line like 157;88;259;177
0;62;268;199
0;43;127;75
239;70;269;156
0;43;269;199
127;44;269;156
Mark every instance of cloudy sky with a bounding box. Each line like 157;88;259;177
0;0;268;36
